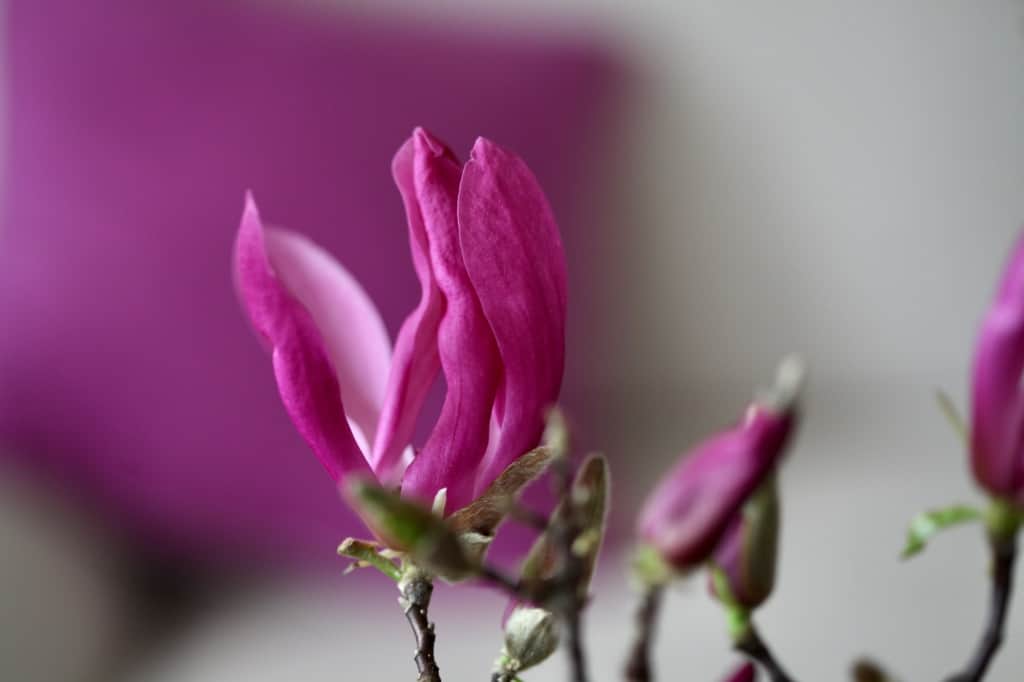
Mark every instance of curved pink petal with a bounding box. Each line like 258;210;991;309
708;477;779;610
400;129;502;509
370;133;447;481
263;228;391;454
971;301;1024;500
638;407;792;569
711;511;747;600
971;230;1024;500
233;194;372;482
458;138;568;496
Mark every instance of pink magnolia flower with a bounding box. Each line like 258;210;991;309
637;358;802;571
971;231;1024;506
233;128;567;518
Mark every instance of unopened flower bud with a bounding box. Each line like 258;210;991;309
496;606;560;675
970;231;1024;510
636;358;801;573
709;477;780;610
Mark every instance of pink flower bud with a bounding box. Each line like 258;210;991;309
971;231;1024;505
709;477;780;610
637;358;801;571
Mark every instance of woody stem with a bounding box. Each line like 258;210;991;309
623;584;664;681
401;573;441;682
944;535;1017;682
736;625;794;682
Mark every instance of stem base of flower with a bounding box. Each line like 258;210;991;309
399;568;441;682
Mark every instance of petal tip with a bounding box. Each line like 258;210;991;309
754;354;806;415
239;191;263;234
996;227;1024;305
412;126;446;157
470;136;498;160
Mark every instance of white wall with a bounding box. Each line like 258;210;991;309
335;0;1024;393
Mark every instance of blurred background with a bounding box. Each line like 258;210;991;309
1;1;1024;680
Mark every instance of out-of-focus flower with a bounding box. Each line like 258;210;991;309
971;232;1024;507
723;661;757;682
709;477;780;610
637;357;802;572
234;128;567;538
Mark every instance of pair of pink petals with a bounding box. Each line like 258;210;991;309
234;129;567;514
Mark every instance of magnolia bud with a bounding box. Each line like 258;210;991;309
970;230;1024;508
636;358;800;572
496;606;560;675
709;476;780;610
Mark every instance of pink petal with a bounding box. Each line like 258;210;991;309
711;511;747;601
400;130;502;509
971;230;1024;500
971;304;1024;499
995;230;1024;306
370;133;447;481
233;194;372;482
263;228;391;455
458;138;568;496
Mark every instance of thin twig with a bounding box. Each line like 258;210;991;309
945;536;1018;682
624;585;664;681
851;659;895;682
551;452;589;682
478;449;591;682
401;574;442;682
736;625;795;682
564;600;587;682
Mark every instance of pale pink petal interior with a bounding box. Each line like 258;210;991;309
233;196;373;482
264;228;392;453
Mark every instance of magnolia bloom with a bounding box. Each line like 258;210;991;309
234;128;567;517
971;231;1024;506
709;477;780;610
637;358;802;571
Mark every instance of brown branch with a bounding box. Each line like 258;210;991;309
554;451;592;682
401;574;441;682
624;585;664;681
477;447;593;682
736;625;795;682
944;536;1018;682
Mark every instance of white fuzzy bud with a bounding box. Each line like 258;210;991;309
497;607;559;674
